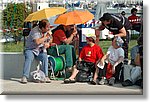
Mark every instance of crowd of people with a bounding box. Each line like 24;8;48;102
20;8;143;88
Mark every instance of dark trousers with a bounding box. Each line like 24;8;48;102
98;62;123;82
122;31;129;60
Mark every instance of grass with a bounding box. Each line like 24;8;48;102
99;40;137;59
1;40;137;59
1;42;24;52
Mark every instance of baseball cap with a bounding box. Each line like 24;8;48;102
99;13;112;21
84;33;96;41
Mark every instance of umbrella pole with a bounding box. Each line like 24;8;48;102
23;36;26;53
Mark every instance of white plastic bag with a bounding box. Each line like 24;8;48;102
30;69;46;82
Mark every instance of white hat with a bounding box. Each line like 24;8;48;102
84;33;96;41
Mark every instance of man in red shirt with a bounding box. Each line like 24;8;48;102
128;8;142;32
47;25;77;70
64;33;104;84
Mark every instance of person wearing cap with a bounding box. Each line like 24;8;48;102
95;36;124;85
47;24;77;71
96;13;131;64
64;33;104;84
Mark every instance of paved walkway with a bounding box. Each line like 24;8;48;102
1;78;142;95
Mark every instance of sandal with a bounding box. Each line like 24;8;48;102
90;80;97;85
64;78;76;84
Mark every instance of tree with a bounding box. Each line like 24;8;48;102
2;3;31;43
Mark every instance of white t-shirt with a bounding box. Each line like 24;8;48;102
107;46;124;65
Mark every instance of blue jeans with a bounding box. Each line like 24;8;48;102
23;50;48;78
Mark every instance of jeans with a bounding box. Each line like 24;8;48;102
130;45;139;65
47;45;76;68
124;65;141;83
23;50;48;78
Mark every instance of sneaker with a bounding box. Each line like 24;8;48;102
45;77;51;83
122;79;133;87
20;76;27;84
108;77;115;86
98;78;108;85
134;79;142;87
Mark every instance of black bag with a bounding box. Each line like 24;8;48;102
76;61;95;82
23;22;31;36
23;28;31;36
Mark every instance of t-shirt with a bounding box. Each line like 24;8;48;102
25;26;51;55
107;46;124;65
79;44;104;63
25;26;43;50
52;29;67;45
128;15;141;25
102;17;123;35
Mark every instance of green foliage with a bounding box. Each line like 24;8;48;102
2;3;31;29
2;3;31;43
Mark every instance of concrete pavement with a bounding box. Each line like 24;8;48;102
1;78;142;95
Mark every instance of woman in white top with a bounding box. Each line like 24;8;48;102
96;36;124;85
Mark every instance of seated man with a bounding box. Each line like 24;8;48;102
130;35;143;65
96;36;124;85
21;19;52;84
64;34;104;84
122;53;142;87
122;35;143;87
47;24;77;70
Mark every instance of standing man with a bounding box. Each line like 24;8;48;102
95;13;131;64
47;24;77;71
128;8;142;32
21;19;52;84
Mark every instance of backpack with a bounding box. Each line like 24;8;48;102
76;61;95;82
111;14;132;30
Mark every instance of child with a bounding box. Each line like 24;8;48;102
64;33;104;84
96;36;124;85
